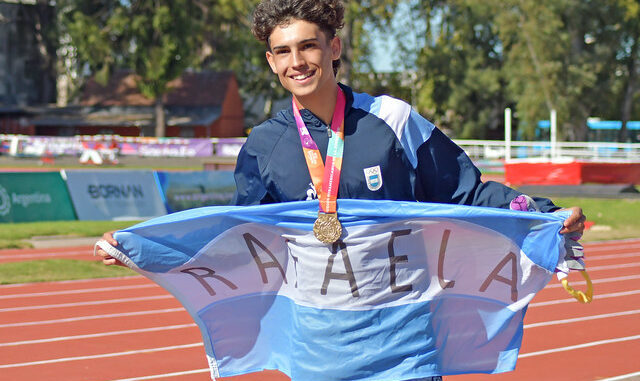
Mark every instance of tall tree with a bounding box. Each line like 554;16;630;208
614;0;640;142
493;0;621;141
60;0;204;137
408;0;507;139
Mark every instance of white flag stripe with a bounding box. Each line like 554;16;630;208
0;284;159;300
524;309;640;329
599;371;640;381
0;294;173;313
518;334;640;358
0;308;185;328
0;342;203;369
545;274;640;289
530;289;640;307
108;368;210;381
0;323;196;347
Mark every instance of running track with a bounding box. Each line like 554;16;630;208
1;239;639;381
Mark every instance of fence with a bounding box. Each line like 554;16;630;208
455;139;640;163
2;134;640;163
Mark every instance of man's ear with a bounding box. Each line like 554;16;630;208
331;36;342;60
265;51;278;74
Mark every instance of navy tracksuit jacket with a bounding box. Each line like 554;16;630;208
232;84;558;213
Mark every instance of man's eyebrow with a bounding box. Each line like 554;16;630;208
271;38;319;50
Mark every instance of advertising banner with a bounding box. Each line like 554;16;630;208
118;138;213;157
0;172;76;223
1;135;215;158
214;138;245;157
64;170;167;220
156;171;236;213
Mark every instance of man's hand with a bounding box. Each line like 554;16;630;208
556;207;586;235
95;231;126;267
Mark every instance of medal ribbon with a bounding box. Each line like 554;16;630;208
292;88;346;214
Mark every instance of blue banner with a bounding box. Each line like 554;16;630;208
155;171;235;213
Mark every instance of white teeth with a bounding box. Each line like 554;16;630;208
292;72;313;80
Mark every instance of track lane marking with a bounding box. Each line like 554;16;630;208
524;309;640;329
518;334;640;358
107;368;210;381
587;252;640;261
0;343;203;368
0;284;159;299
530;289;640;307
545;274;640;288
0;308;184;328
0;295;173;312
599;371;640;380
0;323;196;347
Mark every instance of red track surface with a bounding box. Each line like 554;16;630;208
1;239;639;381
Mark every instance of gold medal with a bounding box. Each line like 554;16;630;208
313;212;342;244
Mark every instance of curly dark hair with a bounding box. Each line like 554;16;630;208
252;0;345;75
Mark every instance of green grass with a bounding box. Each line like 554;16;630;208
551;197;640;242
0;220;142;249
0;259;136;284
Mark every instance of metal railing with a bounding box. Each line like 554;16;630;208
455;139;640;163
2;134;640;163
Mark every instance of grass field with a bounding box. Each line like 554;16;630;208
0;220;143;249
0;259;135;284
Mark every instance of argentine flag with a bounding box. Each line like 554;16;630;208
97;199;569;381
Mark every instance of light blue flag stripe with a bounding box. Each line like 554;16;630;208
108;200;567;381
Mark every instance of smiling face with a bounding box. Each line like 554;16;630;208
265;18;341;106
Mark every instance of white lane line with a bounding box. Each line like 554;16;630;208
599;371;640;381
587;252;640;261
0;275;145;289
0;284;159;299
108;368;210;381
0;308;184;328
0;342;203;368
545;274;640;289
584;262;640;272
531;289;640;307
0;323;196;347
519;334;640;358
0;294;173;313
524;309;640;329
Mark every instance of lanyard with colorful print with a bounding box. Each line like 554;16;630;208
292;87;346;244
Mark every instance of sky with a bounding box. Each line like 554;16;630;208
368;0;426;73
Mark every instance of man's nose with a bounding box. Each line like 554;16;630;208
291;49;306;67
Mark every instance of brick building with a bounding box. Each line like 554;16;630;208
25;70;246;138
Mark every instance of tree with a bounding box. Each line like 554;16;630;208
492;0;622;141
60;0;204;137
407;0;507;138
614;0;640;142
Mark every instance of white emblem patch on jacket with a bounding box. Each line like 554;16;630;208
363;165;383;191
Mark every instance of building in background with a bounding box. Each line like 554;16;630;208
0;0;57;134
25;70;245;138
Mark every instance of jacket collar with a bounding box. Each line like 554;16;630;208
282;83;355;130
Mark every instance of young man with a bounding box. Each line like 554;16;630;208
98;0;585;379
234;0;585;234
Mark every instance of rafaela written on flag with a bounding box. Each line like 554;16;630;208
97;199;571;381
